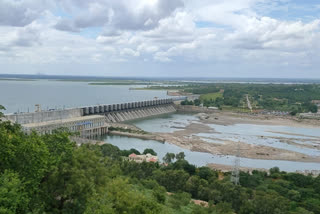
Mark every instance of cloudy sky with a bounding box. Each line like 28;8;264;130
1;0;320;78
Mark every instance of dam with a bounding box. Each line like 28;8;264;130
5;98;175;137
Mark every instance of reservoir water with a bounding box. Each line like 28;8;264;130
0;79;169;113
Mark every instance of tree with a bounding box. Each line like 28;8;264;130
172;160;196;175
88;178;162;214
213;202;234;214
252;191;289;214
42;130;75;167
176;152;185;161
163;153;175;164
314;175;320;194
143;148;157;156
0;126;50;200
84;192;115;214
100;143;121;159
169;192;191;210
186;176;202;198
191;204;209;214
153;169;189;192
0;170;29;214
284;173;313;188
39;146;109;213
302;198;320;214
152;186;167;204
290;110;298;116
269;167;280;174
121;148;141;156
197;167;216;180
0;105;5;118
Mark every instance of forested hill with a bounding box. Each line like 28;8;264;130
1;109;320;213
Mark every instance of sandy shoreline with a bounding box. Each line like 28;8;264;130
111;110;320;163
200;111;320;128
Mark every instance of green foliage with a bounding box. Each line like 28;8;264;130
163;152;175;164
121;148;141;156
84;192;115;214
176;152;185;160
303;198;320;214
152;186;167;204
0;125;50;197
0;105;5;118
200;92;223;101
181;100;195;105
197;167;217;180
100;143;121;159
171;160;196;175
213;202;234;214
181;83;320;112
0;170;29;214
169;192;191;210
39;145;109;213
153;169;189;192
143;148;157;156
252;191;290;214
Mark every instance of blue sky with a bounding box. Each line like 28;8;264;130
0;0;320;78
255;0;320;22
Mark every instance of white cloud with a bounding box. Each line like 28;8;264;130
120;48;140;57
1;0;320;77
0;0;52;27
54;0;183;32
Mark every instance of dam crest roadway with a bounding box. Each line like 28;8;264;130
5;98;176;138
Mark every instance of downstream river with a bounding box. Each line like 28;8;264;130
101;114;320;172
0;79;169;113
102;135;320;172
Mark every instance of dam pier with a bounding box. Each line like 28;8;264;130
5;98;175;138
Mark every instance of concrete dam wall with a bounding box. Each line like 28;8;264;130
6;108;82;125
81;98;176;122
104;104;176;122
6;98;175;124
5;98;175;137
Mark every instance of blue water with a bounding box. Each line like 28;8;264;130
130;114;198;133
0;80;170;113
102;135;320;172
199;124;320;156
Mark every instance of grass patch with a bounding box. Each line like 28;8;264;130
200;92;223;101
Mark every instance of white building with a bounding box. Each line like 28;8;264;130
128;153;158;163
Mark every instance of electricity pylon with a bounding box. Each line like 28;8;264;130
231;142;241;185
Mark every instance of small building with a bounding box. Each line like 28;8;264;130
128;153;159;163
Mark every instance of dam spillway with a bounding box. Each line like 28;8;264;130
104;104;176;122
5;98;176;137
81;98;176;123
